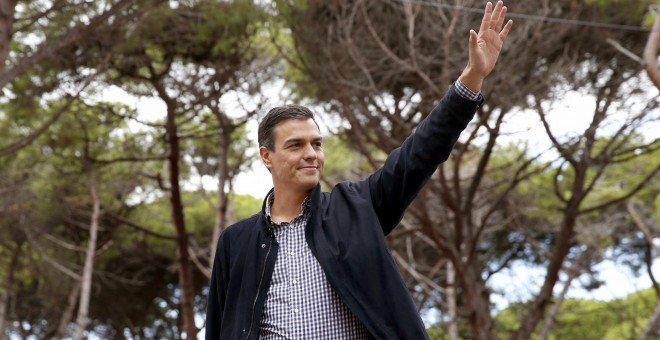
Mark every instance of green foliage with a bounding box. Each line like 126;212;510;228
547;299;619;339
105;0;267;78
230;193;262;221
643;11;657;28
494;302;523;335
319;133;372;189
427;319;482;340
183;191;216;235
427;326;450;340
585;0;656;24
187;118;256;178
271;0;335;99
493;288;658;339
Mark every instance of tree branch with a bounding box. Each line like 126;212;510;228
109;214;179;240
643;5;660;90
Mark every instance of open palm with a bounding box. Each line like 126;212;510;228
469;1;513;78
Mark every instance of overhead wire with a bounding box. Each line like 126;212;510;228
389;0;654;32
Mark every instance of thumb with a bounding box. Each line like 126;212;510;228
469;29;478;48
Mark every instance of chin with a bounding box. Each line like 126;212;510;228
299;178;320;190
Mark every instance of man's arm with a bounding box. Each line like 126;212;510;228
367;1;513;234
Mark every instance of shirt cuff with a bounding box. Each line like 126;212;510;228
454;79;481;102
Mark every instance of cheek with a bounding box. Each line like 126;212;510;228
318;152;325;167
283;157;298;172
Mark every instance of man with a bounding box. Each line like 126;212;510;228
206;2;513;339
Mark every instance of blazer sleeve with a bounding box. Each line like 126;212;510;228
367;84;482;235
205;232;231;340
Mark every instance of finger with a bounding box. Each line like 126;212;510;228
468;29;478;66
490;1;505;30
499;19;513;41
494;6;508;31
469;29;478;48
479;2;493;34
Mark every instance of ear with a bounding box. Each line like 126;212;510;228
260;146;273;170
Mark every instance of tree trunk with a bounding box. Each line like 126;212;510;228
644;5;660;90
446;261;458;340
461;265;496;340
54;282;82;339
642;299;660;340
538;266;579;340
159;83;197;339
512;218;576;340
629;198;660;339
210;129;231;270
0;239;22;340
0;283;6;340
0;0;16;74
73;173;101;340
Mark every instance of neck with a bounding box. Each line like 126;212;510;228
270;187;311;223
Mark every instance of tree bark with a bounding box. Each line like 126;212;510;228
54;281;81;339
644;5;660;90
0;0;17;74
512;218;576;340
0;239;22;340
156;81;198;339
461;265;496;340
210;122;232;272
446;261;458;340
642;299;660;340
628;199;660;338
73;172;101;340
538;265;580;340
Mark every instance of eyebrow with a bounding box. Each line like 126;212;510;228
283;137;323;145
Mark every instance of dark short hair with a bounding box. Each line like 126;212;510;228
258;104;319;150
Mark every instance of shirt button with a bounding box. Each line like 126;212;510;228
261;244;266;248
293;308;299;313
291;279;297;284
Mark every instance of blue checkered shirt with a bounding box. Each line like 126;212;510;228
454;79;481;101
258;80;479;339
259;194;372;339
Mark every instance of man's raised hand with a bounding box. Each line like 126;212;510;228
459;1;513;93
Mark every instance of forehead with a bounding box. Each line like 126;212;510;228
273;118;321;143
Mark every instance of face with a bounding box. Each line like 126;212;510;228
260;118;324;194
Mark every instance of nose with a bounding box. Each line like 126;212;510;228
303;143;317;160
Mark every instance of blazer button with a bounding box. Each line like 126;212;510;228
261;244;266;248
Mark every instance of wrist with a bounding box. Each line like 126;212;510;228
459;66;485;93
